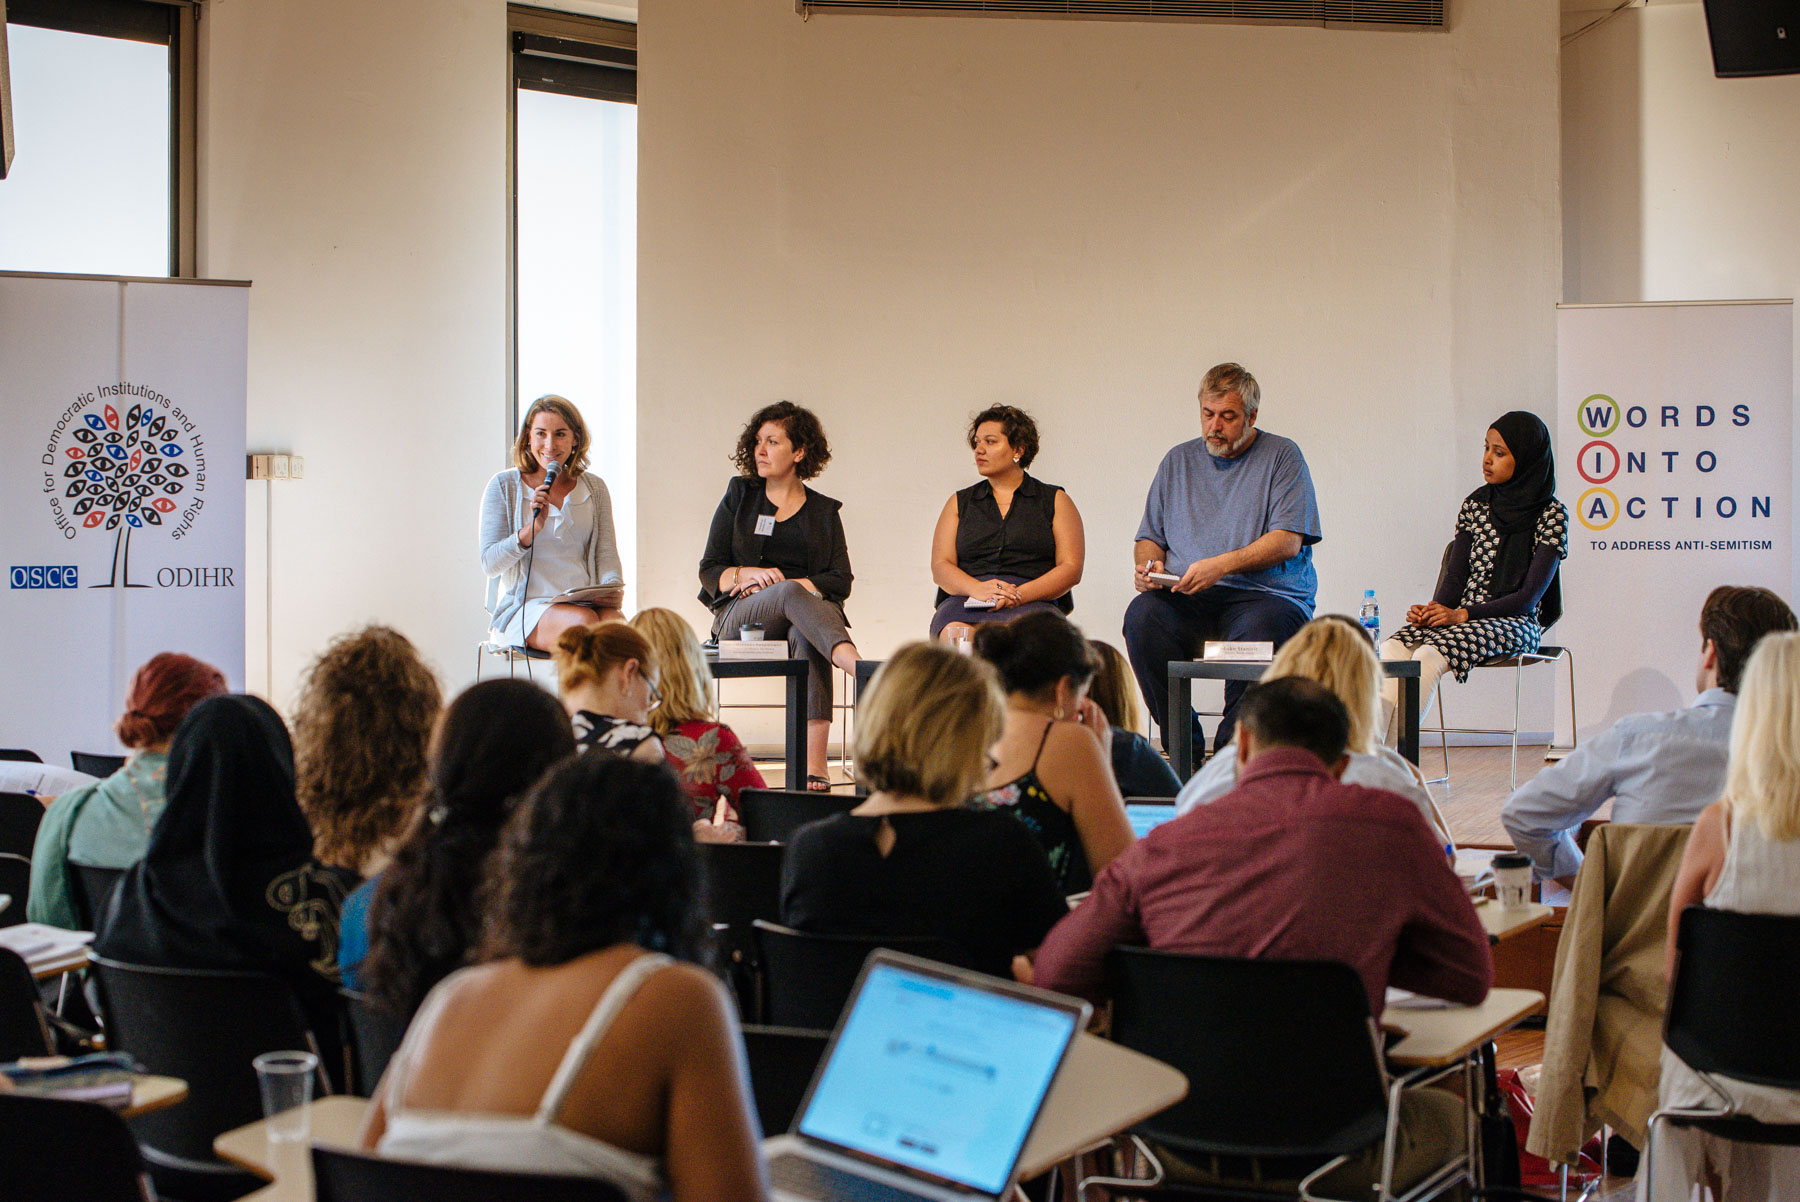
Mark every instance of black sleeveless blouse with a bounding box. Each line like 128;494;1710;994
936;473;1072;612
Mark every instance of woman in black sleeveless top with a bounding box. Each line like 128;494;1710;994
929;405;1086;641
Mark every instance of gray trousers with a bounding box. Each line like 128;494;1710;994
713;581;851;722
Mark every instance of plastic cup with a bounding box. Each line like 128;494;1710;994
253;1050;318;1142
950;631;973;655
1491;852;1533;910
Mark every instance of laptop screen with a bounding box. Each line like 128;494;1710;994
795;959;1081;1195
1126;802;1177;838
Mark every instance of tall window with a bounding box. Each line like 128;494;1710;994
0;0;194;276
511;12;638;605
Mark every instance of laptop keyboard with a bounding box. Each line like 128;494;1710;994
769;1153;939;1201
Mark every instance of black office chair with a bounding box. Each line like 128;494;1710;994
0;748;44;762
697;840;785;1012
69;861;127;931
0;946;54;1060
342;987;410;1097
313;1145;630;1201
0;1093;154;1202
89;954;329;1201
1643;907;1800;1201
71;751;127;778
1080;947;1468;1201
736;788;861;844
0;791;45;857
742;1023;830;1136
750;920;973;1030
0;852;30;927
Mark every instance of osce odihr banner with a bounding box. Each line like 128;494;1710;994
1;273;247;760
1555;300;1793;743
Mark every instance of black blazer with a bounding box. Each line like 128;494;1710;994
697;476;853;611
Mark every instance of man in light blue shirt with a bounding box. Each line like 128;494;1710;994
1126;363;1322;757
1501;585;1796;886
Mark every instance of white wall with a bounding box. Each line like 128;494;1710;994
638;2;1562;741
1563;2;1800;603
199;0;508;707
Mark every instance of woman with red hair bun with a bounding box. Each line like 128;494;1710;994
28;651;226;928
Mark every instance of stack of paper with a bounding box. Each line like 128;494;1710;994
0;922;96;973
717;640;791;661
1;1054;138;1108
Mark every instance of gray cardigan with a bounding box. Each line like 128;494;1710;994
479;469;623;636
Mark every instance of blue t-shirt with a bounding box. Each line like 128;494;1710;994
1134;430;1322;615
337;874;378;991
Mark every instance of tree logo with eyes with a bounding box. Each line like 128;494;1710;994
58;400;193;588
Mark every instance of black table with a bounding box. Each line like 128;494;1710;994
707;655;808;787
1166;659;1422;781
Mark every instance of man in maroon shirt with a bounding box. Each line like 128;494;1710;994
1034;678;1491;1194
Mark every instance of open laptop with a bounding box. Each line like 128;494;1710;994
764;950;1090;1201
1125;801;1179;839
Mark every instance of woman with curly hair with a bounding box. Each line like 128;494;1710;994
345;680;575;1012
930;404;1085;643
292;626;442;881
362;755;768;1201
697;401;862;789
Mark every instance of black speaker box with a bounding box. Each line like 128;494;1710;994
1703;0;1800;77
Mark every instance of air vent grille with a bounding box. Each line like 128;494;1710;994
796;0;1446;26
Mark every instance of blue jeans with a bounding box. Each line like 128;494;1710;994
1123;585;1310;755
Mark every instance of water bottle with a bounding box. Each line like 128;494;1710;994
1359;589;1380;644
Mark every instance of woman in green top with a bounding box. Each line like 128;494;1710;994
28;652;226;929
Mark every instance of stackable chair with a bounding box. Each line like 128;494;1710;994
71;751;127;778
0;1093;154;1202
1642;907;1800;1201
735;789;860;845
696;840;785;1015
0;748;44;762
313;1146;629;1202
476;575;553;681
741;1024;830;1136
750;921;972;1030
342;987;411;1097
1080;948;1470;1202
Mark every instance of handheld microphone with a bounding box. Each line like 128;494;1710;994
535;459;560;517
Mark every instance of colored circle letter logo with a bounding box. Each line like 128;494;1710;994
1576;440;1621;484
1576;394;1620;439
1577;487;1619;531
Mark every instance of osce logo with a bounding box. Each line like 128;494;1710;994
10;566;80;589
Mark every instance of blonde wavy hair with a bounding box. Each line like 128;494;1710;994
630;608;714;735
293;626;443;870
856;643;1004;807
1260;615;1382;756
1722;632;1800;842
1086;640;1143;733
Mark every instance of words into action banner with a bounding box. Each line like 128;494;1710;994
1;273;247;759
1556;300;1793;739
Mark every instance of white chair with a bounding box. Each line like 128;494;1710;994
475;575;551;683
1424;645;1577;790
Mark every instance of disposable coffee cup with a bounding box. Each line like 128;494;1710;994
1491;852;1532;910
253;1050;318;1143
740;624;765;642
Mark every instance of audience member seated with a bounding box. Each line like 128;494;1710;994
94;694;354;1055
928;404;1084;642
630;607;762;834
1034;678;1490;1197
293;626;443;883
1647;632;1800;1200
1086;640;1180;799
971;612;1135;893
1380;411;1568;734
780;643;1069;980
342;680;575;1006
361;756;768;1202
1176;615;1451;846
697;400;862;790
1502;585;1796;889
28;652;225;929
552;622;666;763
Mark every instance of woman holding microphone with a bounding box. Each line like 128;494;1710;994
479;395;624;653
698;401;862;791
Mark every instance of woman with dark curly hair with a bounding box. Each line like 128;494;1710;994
342;679;575;1010
930;404;1085;643
292;626;442;881
698;400;861;790
362;755;767;1201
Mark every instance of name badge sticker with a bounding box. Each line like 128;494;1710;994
754;514;776;537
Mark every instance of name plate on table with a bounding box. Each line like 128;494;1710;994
1201;641;1274;662
717;640;791;661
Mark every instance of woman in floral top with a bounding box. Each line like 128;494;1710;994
631;608;764;829
28;652;226;929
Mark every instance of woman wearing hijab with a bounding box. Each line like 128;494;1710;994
1381;411;1569;728
94;694;354;1055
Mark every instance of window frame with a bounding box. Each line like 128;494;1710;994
3;0;197;276
505;4;637;445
